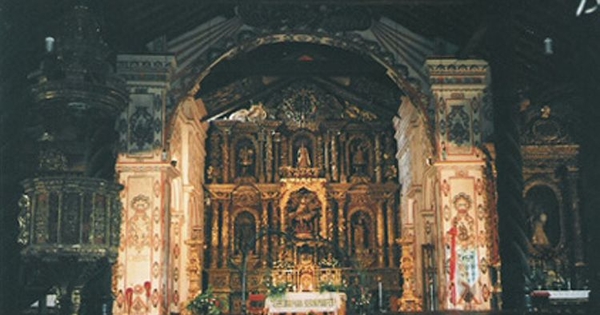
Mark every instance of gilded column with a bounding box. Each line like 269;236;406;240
375;134;383;183
221;199;231;266
339;133;347;183
210;201;220;268
376;200;386;267
222;129;231;183
324;131;331;181
281;135;289;167
317;134;323;171
185;227;203;295
326;201;334;241
397;237;423;311
335;194;347;250
271;198;280;259
266;131;273;182
386;197;396;267
331;132;339;182
273;132;281;182
261;199;270;266
258;131;265;183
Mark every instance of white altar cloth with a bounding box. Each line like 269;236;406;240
265;292;346;314
533;290;590;300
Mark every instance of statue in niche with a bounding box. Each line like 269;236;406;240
351;142;367;175
297;144;311;168
287;190;320;238
351;213;370;252
234;212;256;254
531;213;550;247
238;146;254;176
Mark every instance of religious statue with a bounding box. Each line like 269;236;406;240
289;196;318;237
531;213;550;246
352;144;367;174
352;215;369;251
238;147;254;176
297;144;311;168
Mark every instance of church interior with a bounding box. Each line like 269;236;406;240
1;0;600;314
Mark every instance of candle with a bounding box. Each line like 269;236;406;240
378;282;383;310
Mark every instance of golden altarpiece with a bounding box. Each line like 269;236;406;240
201;83;402;313
109;57;499;315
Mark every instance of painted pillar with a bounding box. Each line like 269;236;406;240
113;54;176;315
426;59;495;311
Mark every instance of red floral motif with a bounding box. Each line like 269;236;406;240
144;281;152;298
151;289;160;307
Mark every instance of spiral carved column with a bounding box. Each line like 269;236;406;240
489;0;530;309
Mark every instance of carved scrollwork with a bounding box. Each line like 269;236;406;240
17;194;31;245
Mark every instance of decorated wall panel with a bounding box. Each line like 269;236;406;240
436;167;492;310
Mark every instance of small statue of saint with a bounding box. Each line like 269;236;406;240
531;213;550;246
239;147;254;175
297;144;311;168
352;144;367;174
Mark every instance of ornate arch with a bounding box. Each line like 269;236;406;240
523;176;563;212
168;30;433;149
184;32;428;110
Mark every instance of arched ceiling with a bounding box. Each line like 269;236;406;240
2;0;598;104
197;42;402;120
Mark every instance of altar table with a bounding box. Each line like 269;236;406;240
265;292;347;315
531;290;590;300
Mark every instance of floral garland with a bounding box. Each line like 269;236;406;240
187;286;222;315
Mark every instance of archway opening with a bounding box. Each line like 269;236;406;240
196;42;404;122
195;40;411;314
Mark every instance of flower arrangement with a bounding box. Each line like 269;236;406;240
349;287;372;315
319;281;345;293
187;286;222;315
266;281;292;298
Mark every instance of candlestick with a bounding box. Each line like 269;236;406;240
378;281;383;310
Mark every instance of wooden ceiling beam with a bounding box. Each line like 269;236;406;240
147;0;477;5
